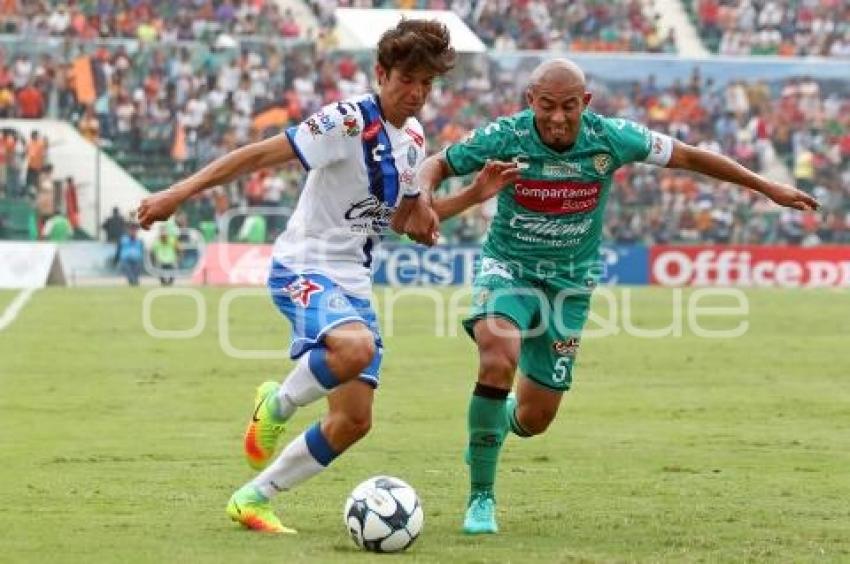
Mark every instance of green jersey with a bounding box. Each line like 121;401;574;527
445;109;672;279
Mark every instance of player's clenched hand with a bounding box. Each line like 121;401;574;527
762;181;819;212
403;198;440;246
136;189;183;230
469;160;520;204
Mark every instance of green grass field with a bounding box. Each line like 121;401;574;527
1;287;849;563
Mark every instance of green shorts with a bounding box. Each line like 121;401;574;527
462;258;594;392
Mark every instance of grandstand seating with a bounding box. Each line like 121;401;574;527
0;0;846;245
685;0;850;57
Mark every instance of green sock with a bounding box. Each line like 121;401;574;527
467;389;509;496
506;396;533;438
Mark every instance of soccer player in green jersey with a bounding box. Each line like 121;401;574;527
414;59;819;534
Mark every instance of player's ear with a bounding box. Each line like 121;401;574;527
583;92;593;107
374;63;384;86
525;86;534;107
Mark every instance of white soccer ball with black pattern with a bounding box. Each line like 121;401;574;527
343;475;423;553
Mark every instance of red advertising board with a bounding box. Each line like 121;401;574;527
650;246;850;288
191;243;272;285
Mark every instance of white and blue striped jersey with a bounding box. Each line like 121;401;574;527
273;93;426;298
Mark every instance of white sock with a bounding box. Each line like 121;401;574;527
276;348;339;420
251;423;338;498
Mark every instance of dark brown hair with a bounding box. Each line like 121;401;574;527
376;18;456;76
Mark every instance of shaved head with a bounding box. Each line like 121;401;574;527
525;58;592;151
528;58;586;91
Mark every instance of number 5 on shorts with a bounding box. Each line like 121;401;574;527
552;357;571;384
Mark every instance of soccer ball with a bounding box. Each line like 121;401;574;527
343;475;423;553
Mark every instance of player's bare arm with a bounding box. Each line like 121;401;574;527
432;160;519;220
390;194;440;246
392;157;518;241
667;140;819;211
136;134;296;229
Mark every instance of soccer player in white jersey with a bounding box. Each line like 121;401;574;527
137;19;519;534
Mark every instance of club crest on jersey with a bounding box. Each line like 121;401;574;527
305;118;322;136
363;121;382;142
326;293;348;311
405;127;424;147
593;153;612;174
286;277;323;307
343;115;360;137
407;145;417;167
552;337;580;356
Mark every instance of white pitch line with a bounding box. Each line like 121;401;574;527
0;288;36;332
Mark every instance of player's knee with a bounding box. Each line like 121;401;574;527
517;404;557;435
340;411;372;442
478;350;517;388
345;336;376;373
328;335;376;377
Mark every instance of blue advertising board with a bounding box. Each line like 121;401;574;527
372;244;649;286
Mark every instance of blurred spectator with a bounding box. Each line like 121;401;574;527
16;81;44;118
151;227;180;286
114;222;144;286
237;213;267;243
102;207;126;243
63;177;80;229
41;212;72;241
25;130;46;189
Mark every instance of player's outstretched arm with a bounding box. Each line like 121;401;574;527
432;160;519;220
136;134;297;229
667;141;819;211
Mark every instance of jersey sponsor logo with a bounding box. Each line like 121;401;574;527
407;145;417;167
316;110;336;133
371;143;391;163
285;277;323;307
542;161;581;178
363;121;382;142
305;118;322;136
552;337;580;356
483;122;501;135
592;153;612;174
404;127;424;147
400;169;415;186
474;289;490;306
509;214;593;239
344;195;394;233
480;257;514;280
336;101;356;115
512;155;530;170
652;133;664;155
513;178;601;214
343;115;360;137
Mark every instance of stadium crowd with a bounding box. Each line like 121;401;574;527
0;2;846;246
321;0;677;53
690;0;850;57
0;1;306;42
